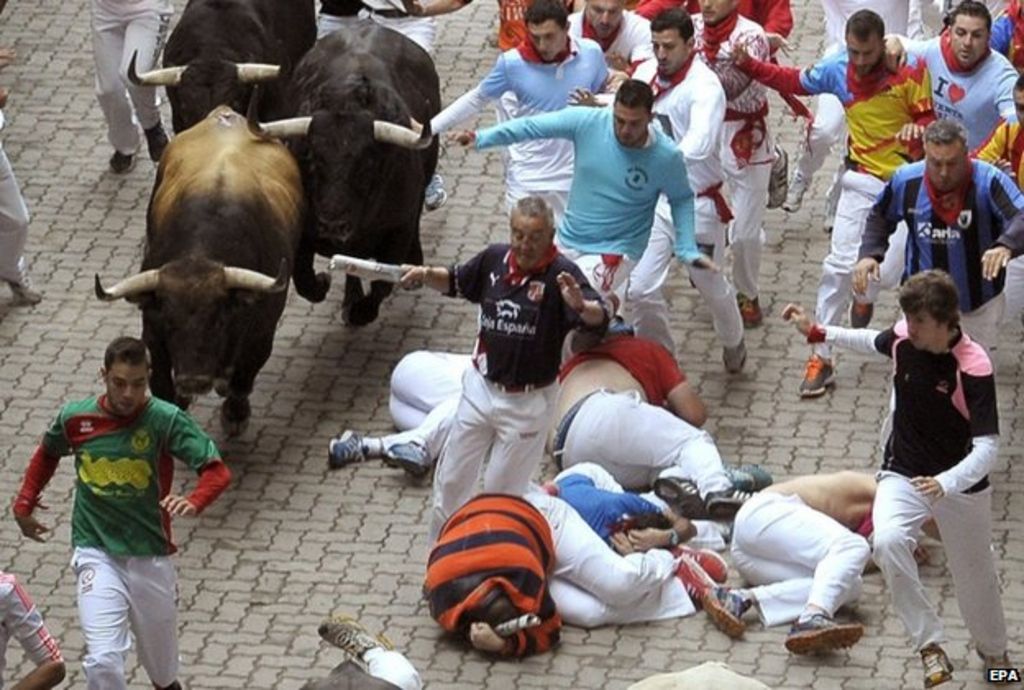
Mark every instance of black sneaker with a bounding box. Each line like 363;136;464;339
704;488;752;521
144;122;169;162
109;151;136;174
654;476;707;519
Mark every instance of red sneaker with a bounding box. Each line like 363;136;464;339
674;545;728;584
737;293;763;328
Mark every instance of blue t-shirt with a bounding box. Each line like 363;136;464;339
555;474;661;541
475;107;700;263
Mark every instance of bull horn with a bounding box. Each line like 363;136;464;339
373;120;433;150
257;116;312;138
223;258;288;293
95;269;161;301
235;63;281;83
127;51;186;87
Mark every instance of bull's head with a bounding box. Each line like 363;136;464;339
94;257;287;397
252;109;432;245
128;51;281;133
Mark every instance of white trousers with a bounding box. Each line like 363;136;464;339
506;187;568;228
72;546;179;690
960;293;1005;353
91;0;171;155
722;124;772;300
627;196;743;355
359;13;436;54
560;390;732;494
1001;257;1024;322
388;350;469;431
528;492;695;628
813;171;903;358
364;647;422;690
559;246;635;312
730;492;869;627
427;367;557;543
871;471;1007;656
794;93;845;184
383;397;457;465
317;13;362;38
0;144;30;285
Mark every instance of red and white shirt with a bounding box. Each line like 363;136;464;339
0;572;62;689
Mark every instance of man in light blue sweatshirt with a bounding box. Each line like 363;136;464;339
455;80;709;313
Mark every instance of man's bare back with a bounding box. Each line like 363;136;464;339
765;471;876;531
555;358;647;421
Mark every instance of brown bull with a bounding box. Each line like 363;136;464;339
95;106;325;435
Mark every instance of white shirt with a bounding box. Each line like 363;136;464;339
568;10;655;65
820;0;909;47
632;56;726;192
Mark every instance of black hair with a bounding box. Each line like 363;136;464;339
945;0;992;31
845;9;885;42
104;337;149;369
525;0;569;29
650;8;695;41
614;79;655;112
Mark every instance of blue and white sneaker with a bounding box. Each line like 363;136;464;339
382;442;431;479
327;431;365;470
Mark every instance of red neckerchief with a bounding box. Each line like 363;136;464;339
939;28;991;73
517;35;573;64
649;53;696;99
924;164;972;227
581;14;622;53
845;59;891;101
702;10;739;61
506;245;559;285
1008;0;1024;70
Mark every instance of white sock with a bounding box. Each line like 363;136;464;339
364;438;384;458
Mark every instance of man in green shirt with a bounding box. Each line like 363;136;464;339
12;336;232;690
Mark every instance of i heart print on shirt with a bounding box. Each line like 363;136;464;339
948;82;966;103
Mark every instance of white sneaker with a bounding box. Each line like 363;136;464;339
7;257;41;305
782;172;807;213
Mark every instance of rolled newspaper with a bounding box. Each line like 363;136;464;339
493;614;542;637
328;254;404;283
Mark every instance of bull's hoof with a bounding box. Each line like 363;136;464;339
220;398;251;438
296;272;332;304
342;297;380;327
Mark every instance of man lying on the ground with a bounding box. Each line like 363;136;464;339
691;471;874;653
425;492;743;650
328;336;761;521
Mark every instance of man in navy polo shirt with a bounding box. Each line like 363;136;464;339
400;196;610;544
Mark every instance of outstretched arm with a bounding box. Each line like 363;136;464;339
782;304;886;356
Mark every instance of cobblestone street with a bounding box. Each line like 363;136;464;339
1;0;1021;687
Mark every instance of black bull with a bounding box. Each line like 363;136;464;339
94;107;327;436
130;0;316;134
286;22;441;326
